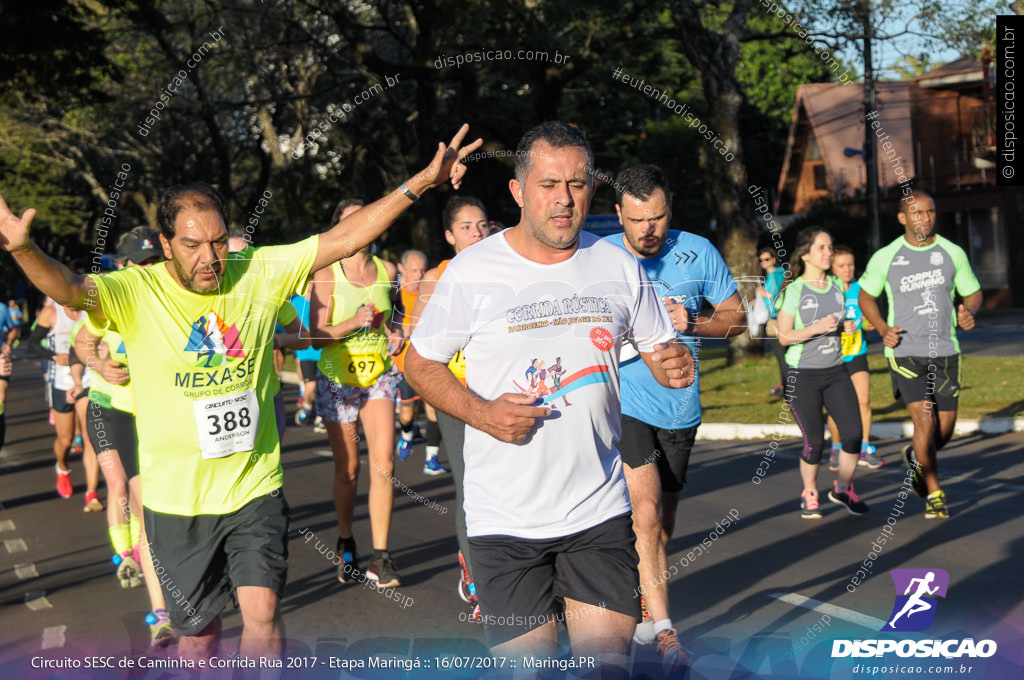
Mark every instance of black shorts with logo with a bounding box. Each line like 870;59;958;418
889;354;960;412
144;492;289;636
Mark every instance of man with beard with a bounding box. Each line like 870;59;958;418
0;124;481;664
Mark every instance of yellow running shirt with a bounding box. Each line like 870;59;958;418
78;315;135;414
318;256;394;386
89;237;319;516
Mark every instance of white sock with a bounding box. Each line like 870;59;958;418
425;446;439;461
400;429;413;442
654;618;673;634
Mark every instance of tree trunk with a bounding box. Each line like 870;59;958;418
671;0;762;365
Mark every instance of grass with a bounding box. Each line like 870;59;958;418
697;349;1024;424
284;348;1024;424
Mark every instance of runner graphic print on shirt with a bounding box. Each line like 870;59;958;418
506;294;616;406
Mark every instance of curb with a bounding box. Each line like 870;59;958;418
697;418;1024;441
282;371;1024;441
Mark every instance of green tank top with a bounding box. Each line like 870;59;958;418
318;256;394;385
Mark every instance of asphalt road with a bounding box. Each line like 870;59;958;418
1;356;1022;680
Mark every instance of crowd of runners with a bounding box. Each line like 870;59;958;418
0;121;982;678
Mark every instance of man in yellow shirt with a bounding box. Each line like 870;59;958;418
0;125;480;664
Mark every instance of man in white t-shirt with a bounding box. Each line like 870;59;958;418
406;121;694;671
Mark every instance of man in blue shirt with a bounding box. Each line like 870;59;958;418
605;165;746;673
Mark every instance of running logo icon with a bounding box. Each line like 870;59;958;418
185;311;245;367
881;568;949;632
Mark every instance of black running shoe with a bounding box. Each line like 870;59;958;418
367;550;401;588
901;444;927;498
828;481;869;516
337;537;360;584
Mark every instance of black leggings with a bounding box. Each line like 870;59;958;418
436;410;471;575
786;365;862;465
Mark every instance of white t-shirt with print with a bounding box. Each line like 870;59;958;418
412;230;675;540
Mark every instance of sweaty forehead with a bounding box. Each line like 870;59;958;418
174;209;227;240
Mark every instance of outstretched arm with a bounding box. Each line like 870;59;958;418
0;195;101;314
312;125;482;273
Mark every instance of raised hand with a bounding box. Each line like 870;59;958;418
414;124;484;192
0;192;36;253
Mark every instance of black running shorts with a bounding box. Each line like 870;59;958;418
144;492;289;636
618;415;699;494
299;360;319;384
397;376;420;404
844;354;869;377
468;514;640;647
86;403;138;479
889;354;960;412
47;385;85;414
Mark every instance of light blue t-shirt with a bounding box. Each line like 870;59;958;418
765;267;787;319
290;293;322;362
842;281;868;360
605;230;738;429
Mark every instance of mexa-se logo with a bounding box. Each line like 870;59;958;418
185;311;245;368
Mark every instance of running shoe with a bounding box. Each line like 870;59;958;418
800;489;822;519
768;383;784;400
655;627;692;677
901;444;927;497
56;464;72;499
337;537;360;584
294;407;311;426
828;445;840;471
367;550;401;588
423;456;448;476
828;481;869;516
83;491;104;513
145;610;177;649
457;551;478;606
313;415;327;434
115;552;143;589
924;490;949;519
70;436;84;456
395;436;413;461
634;595;656;645
858;445;885;469
412;421;426;444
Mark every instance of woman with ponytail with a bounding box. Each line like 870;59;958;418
776;227;868;519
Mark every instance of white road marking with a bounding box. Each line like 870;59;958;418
15;563;39;580
25;592;53;611
41;625;67;650
770;592;887;630
313;449;334;459
4;538;28;553
0;519;15;532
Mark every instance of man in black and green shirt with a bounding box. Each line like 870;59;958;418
859;192;981;520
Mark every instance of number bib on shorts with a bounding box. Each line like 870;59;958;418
195;389;259;459
338;334;388;386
